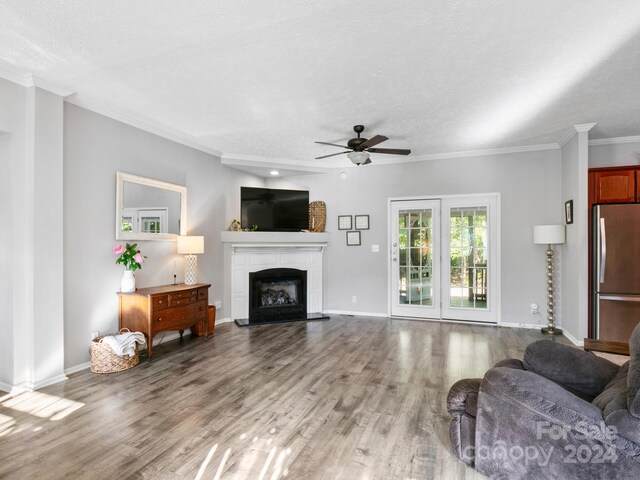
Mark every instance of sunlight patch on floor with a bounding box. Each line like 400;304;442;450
195;431;294;480
0;413;16;437
1;391;84;421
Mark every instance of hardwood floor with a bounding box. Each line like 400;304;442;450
0;316;569;479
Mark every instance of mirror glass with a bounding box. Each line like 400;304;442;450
116;172;187;241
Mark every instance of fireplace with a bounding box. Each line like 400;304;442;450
249;268;307;322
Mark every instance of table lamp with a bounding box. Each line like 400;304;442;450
177;236;204;285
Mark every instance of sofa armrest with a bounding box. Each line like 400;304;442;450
474;367;640;478
523;340;620;398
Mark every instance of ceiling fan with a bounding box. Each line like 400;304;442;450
315;125;411;165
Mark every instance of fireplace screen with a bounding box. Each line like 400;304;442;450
249;268;307;321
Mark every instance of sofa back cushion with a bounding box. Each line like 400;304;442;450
628;323;640;417
593;362;630;416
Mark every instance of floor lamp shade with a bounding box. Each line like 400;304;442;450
533;225;565;245
177;236;204;285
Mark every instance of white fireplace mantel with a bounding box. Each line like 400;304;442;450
221;231;329;321
221;231;330;245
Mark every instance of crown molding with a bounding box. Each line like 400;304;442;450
0;64;31;86
589;135;640;146
65;95;223;158
556;128;577;147
372;142;560;165
574;123;597;133
0;64;74;97
222;152;327;170
557;123;598;147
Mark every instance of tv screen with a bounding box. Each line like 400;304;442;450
241;187;309;232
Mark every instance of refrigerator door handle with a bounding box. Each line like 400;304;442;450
599;294;640;302
599;217;606;284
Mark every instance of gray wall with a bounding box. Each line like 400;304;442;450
589;140;640;168
268;149;563;326
63;104;263;368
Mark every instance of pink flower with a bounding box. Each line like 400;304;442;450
112;244;125;255
134;252;145;264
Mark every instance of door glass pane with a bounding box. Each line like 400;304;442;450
449;206;488;309
398;208;433;306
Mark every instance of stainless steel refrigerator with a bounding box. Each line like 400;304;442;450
593;203;640;343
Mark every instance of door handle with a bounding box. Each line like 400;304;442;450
599;218;606;284
600;295;640;302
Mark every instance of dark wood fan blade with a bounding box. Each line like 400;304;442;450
366;148;411;155
315;151;350;160
315;141;349;149
358;135;388;149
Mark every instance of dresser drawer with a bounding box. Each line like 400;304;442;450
169;289;199;307
152;295;169;310
152;300;208;330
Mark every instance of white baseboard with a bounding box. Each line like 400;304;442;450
216;317;233;325
499;322;544;329
33;374;68;390
323;310;389;318
0;373;69;393
65;362;91;375
562;329;584;347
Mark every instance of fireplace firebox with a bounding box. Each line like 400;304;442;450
249;268;307;322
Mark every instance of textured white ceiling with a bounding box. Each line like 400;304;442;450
2;1;640;166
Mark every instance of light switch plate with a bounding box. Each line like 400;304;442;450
371;244;380;253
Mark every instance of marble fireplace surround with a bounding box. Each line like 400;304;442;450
221;232;330;321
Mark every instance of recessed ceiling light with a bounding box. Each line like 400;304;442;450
269;170;280;176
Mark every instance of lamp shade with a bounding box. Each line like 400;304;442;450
533;225;565;245
347;151;370;165
177;235;204;254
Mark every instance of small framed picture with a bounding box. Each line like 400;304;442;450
354;214;370;230
338;215;352;230
565;200;573;225
346;230;361;246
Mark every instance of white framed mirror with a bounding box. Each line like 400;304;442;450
116;172;187;241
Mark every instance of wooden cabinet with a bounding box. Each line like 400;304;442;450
118;283;210;359
591;169;636;203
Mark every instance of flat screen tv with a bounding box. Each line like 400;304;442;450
241;187;309;232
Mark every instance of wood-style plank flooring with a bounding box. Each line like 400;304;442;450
0;316;569;479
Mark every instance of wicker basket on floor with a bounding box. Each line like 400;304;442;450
90;328;139;374
309;200;326;232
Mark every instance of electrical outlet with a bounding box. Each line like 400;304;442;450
214;300;222;310
91;331;99;340
530;303;539;315
352;296;357;303
371;244;380;253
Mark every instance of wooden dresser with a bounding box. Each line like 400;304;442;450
118;283;211;359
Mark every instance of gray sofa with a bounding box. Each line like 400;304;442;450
447;324;640;479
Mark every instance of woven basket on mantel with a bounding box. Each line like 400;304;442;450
309;201;326;232
90;328;139;374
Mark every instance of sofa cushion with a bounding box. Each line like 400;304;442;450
523;340;619;398
593;362;630;417
447;378;481;417
628;323;640;417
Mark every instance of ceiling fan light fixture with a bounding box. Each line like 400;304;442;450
347;151;370;165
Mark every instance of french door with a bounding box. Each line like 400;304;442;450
390;195;499;323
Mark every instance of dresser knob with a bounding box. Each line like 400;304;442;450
157;317;163;322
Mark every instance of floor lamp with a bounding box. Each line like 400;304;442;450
177;236;204;285
533;225;565;335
